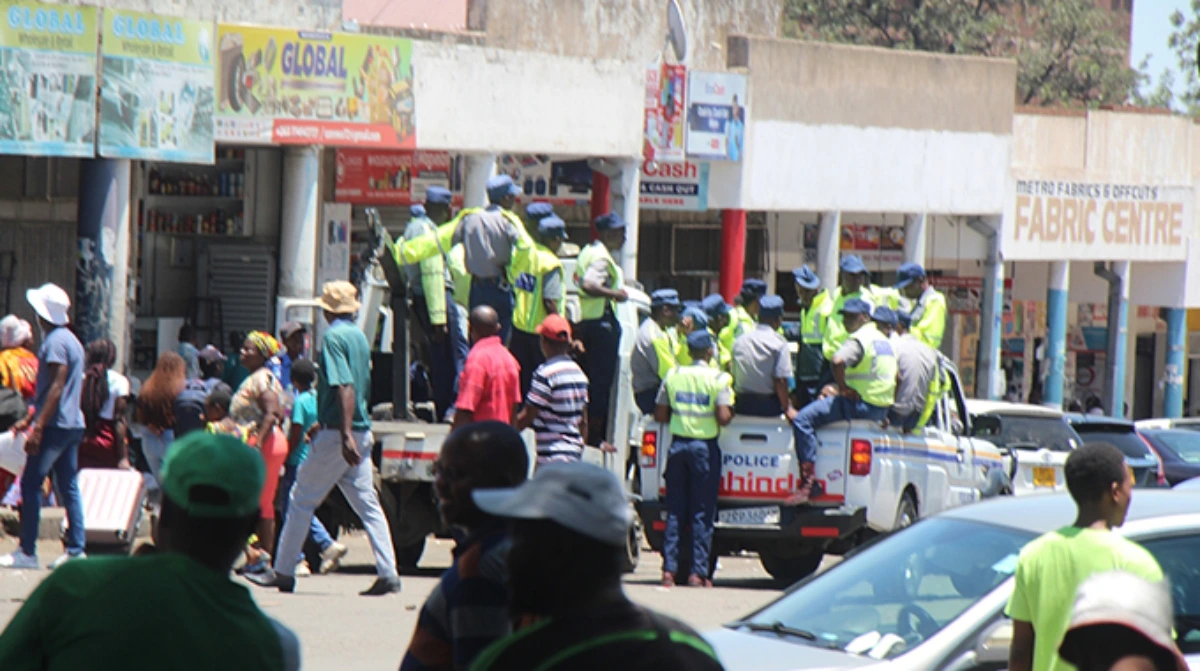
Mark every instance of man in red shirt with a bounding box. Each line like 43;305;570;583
453;306;522;428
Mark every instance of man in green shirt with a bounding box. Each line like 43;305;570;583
251;281;401;596
1006;443;1164;671
0;432;301;670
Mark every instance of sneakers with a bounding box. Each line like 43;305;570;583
0;551;38;569
48;552;86;570
294;563;312;578
319;542;348;575
238;552;272;577
245;568;296;593
360;577;401;596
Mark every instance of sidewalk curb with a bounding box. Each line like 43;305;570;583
0;507;152;541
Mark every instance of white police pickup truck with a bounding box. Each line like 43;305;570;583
635;363;1057;584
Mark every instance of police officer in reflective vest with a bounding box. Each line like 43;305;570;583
654;330;734;588
792;265;831;407
509;204;567;397
790;298;897;503
822;254;901;362
674;305;710;367
632;289;682;414
574;213;629;445
895;263;947;350
701;294;733;371
720;279;765;357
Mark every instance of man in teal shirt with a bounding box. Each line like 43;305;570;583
250;281;400;596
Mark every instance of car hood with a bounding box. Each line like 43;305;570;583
707;628;881;671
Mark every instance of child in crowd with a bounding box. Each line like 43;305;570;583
203;386;246;441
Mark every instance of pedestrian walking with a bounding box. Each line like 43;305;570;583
229;331;289;577
250;281;400;596
654;330;733;588
0;283;87;570
400;422;530;671
77;339;131;470
632;289;682;414
452;306;521;429
177;323;200;380
453;175;529;343
279;359;346;577
1007;443;1164;671
513;315;609;466
1058;571;1188;671
0;432;301;670
469;462;725;670
731;295;794;419
509;207;567;398
134;351;187;484
574;212;629;445
403;187;469;422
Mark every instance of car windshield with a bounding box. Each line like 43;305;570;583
736;518;1035;659
1073;426;1154;460
984;414;1078;452
1147;430;1200;465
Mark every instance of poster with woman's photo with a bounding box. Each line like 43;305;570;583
685;71;747;161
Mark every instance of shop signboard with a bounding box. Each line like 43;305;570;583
215;25;414;148
640;159;709;211
334;149;452;205
644;63;686;163
99;11;215;163
0;1;98;157
930;276;1014;315
1008;178;1194;262
685;71;746;161
496;154;594;205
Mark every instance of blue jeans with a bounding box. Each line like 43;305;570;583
137;427;175;488
413;289;469;421
469;279;514;344
662;437;721;578
278;461;336;561
791;395;889;464
20;427;85;556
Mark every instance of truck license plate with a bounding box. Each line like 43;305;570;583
1032;466;1055;488
718;506;781;526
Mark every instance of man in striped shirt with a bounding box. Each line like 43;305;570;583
515;315;613;466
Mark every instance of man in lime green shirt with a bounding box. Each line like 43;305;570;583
0;432;300;670
1006;443;1163;671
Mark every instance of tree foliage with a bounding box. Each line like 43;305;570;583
1143;0;1200;115
784;0;1137;108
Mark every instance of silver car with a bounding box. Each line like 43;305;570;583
708;491;1200;670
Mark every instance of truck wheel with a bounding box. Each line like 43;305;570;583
621;503;642;573
759;549;823;585
895;491;918;530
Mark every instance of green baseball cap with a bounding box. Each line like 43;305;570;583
161;432;265;518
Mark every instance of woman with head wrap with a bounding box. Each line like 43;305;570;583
77;339;131;470
230;331;289;576
0;315;38;400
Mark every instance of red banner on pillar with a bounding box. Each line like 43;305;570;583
334;149;453;205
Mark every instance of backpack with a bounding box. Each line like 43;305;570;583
173;380;210;438
0;388;26;433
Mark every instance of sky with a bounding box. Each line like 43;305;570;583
1131;0;1191;98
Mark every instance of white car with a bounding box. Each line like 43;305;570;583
964;400;1080;494
708;490;1200;670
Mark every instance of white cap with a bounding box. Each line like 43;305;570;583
26;283;70;326
1059;571;1187;671
0;315;31;349
472;462;632;547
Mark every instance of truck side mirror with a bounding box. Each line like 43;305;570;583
972;416;1001;439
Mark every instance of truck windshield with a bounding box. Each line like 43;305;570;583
734;517;1035;659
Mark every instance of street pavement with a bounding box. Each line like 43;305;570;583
0;532;808;670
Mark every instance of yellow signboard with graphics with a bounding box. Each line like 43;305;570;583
215;24;414;148
0;1;98;156
99;10;215;162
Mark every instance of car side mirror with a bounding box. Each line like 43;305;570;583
975;619;1012;665
972;416;1001;439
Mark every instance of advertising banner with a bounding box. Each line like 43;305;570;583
1008;178;1193;261
334;149;452;205
215;25;414;148
496;154;593;205
99;11;215;163
685;71;746;161
643;63;686;163
0;2;98;157
640;160;709;211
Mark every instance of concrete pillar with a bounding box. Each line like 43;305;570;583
463;153;497;209
903;213;927;266
75;159;132;369
589;171;611;241
968;217;1003;400
817;211;841;293
720;210;747;301
279;146;320;303
1097;261;1129;417
1165;308;1187;419
611;157;640;281
1044;260;1070;409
